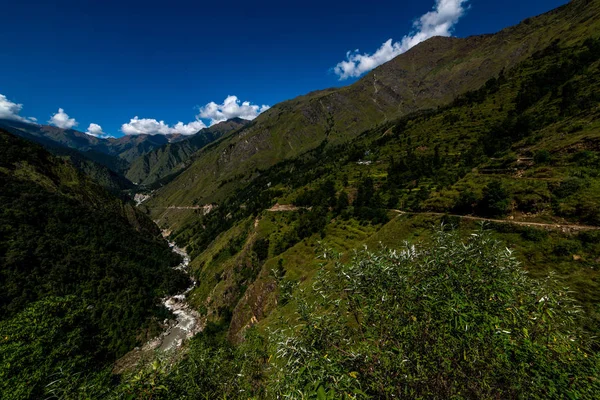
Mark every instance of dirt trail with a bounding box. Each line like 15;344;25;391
391;210;600;232
263;205;599;232
267;204;304;212
159;202;599;232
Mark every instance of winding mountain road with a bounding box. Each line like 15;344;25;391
389;210;600;232
264;204;600;232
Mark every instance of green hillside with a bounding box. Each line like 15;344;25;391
0;117;237;195
171;29;600;330
125;118;247;186
4;1;600;398
0;130;190;399
146;0;600;214
0;119;170;171
103;15;600;397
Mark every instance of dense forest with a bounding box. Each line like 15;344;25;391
0;131;189;399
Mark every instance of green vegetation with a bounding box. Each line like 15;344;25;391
158;33;600;339
268;229;599;398
146;0;600;210
3;1;600;398
132;26;600;399
0;116;243;194
0;131;189;399
94;229;599;399
126;118;246;186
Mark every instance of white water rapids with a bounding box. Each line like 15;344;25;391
142;242;203;352
112;231;204;373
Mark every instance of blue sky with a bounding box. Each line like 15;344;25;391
0;0;568;137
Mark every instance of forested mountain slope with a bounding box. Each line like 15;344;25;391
164;30;600;344
0;119;187;174
0;130;189;399
125;118;247;186
3;1;600;398
107;28;600;397
147;0;600;213
0;118;238;193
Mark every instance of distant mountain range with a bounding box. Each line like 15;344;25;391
0;117;247;191
126;117;247;186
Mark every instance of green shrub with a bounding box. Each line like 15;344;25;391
453;189;479;214
551;178;587;199
534;150;552;164
253;238;270;261
520;226;549;242
269;229;599;399
571;151;598;167
553;240;582;257
478;181;511;217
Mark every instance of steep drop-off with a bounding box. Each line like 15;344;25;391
0;130;189;399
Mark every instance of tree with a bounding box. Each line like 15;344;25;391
335;191;349;213
253;238;270;262
534;149;552;164
478;180;510;217
453;189;480;214
354;177;375;208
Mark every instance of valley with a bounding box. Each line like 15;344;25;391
2;0;600;398
113;242;202;374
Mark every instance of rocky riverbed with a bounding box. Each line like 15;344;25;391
113;240;204;373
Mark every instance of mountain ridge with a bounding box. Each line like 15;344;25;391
147;0;600;217
126;118;248;186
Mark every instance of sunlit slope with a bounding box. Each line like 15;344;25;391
125;118;247;186
170;30;600;342
148;0;600;216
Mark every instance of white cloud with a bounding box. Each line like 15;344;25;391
121;95;269;135
0;94;35;123
49;108;78;129
198;95;270;126
85;123;106;137
333;0;469;80
121;117;175;135
172;120;208;135
121;117;207;136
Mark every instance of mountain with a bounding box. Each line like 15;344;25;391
125;118;248;186
0;118;236;191
106;22;600;396
49;145;136;192
146;0;600;213
0;129;190;399
0;119;181;172
99;1;600;396
165;25;600;340
4;1;600;397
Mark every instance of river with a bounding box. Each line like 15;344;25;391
112;240;203;373
154;242;203;351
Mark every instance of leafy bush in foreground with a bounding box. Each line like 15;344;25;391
269;228;599;399
98;228;599;399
